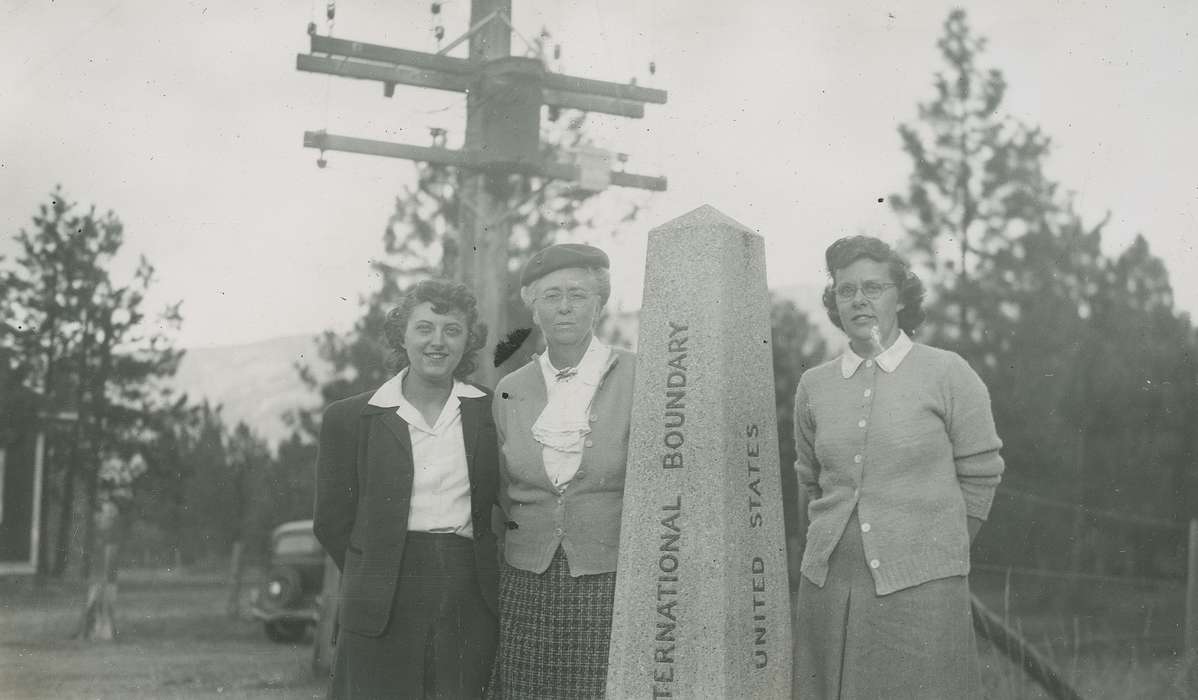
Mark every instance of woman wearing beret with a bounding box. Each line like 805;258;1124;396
314;278;500;699
489;243;635;699
792;236;1004;698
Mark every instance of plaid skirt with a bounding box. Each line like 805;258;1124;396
489;546;616;699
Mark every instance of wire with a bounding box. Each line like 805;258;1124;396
996;487;1187;531
972;563;1185;588
8;2;121;90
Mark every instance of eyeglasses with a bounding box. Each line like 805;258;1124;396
536;290;596;307
834;281;897;301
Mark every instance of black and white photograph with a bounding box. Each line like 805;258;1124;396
2;1;1196;698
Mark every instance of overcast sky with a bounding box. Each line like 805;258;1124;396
2;0;1195;348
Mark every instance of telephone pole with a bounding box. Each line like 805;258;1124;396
297;0;667;386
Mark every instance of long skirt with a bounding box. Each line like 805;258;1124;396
489;546;617;699
330;532;498;700
794;511;981;700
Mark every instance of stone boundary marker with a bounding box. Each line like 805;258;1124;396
607;205;793;699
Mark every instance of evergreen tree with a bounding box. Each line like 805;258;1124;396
770;296;829;587
1;188;182;578
895;10;1198;586
891;8;1058;365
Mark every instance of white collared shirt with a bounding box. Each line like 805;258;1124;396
533;336;611;489
840;331;914;379
368;368;486;538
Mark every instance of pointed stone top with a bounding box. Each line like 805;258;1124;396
651;204;754;235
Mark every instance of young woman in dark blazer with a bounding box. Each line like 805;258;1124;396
314;278;500;699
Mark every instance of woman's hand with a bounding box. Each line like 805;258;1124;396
967;516;983;543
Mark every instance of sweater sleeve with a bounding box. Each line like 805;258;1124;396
793;375;822;500
945;356;1005;520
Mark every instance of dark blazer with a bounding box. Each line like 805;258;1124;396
312;383;501;638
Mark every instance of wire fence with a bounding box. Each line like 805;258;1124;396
970;484;1192;668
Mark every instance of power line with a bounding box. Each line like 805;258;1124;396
8;2;121;90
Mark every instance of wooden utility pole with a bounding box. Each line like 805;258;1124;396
1187;519;1198;655
297;0;667;386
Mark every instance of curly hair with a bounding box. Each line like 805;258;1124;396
382;278;488;379
821;235;926;335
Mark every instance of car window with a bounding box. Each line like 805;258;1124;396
275;532;319;556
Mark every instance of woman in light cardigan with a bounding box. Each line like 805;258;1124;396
793;235;1004;698
489;243;635;699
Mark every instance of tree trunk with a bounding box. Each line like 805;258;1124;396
76;515;119;642
51;464;77;577
34;438;55;587
35;318;62;585
81;466;100;580
1062;429;1089;607
82;339;115;580
226;540;245;619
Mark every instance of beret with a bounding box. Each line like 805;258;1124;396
520;243;609;286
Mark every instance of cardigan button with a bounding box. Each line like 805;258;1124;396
589;413;598;422
584;438;594;448
860;522;871;533
554;528;564;537
853;454;863;464
869;559;880;569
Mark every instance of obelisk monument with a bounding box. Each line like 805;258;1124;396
607;205;793;698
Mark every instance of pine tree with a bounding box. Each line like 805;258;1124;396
1;188;182;579
891;9;1058;365
769;296;829;588
895;10;1198;588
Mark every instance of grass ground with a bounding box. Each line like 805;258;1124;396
3;567;1195;699
0;568;326;700
971;570;1198;699
977;635;1197;699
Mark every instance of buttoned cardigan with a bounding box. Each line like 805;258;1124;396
493;347;635;576
794;342;1004;595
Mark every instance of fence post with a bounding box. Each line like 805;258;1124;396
226;540;245;619
1186;519;1198;655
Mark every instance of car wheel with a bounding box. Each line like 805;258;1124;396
265;620;308;643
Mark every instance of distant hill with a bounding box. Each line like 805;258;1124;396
170;334;328;447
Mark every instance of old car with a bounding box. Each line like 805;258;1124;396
249;519;325;643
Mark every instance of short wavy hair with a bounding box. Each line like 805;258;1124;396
821;235;926;335
518;266;611;310
382;278;487;378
